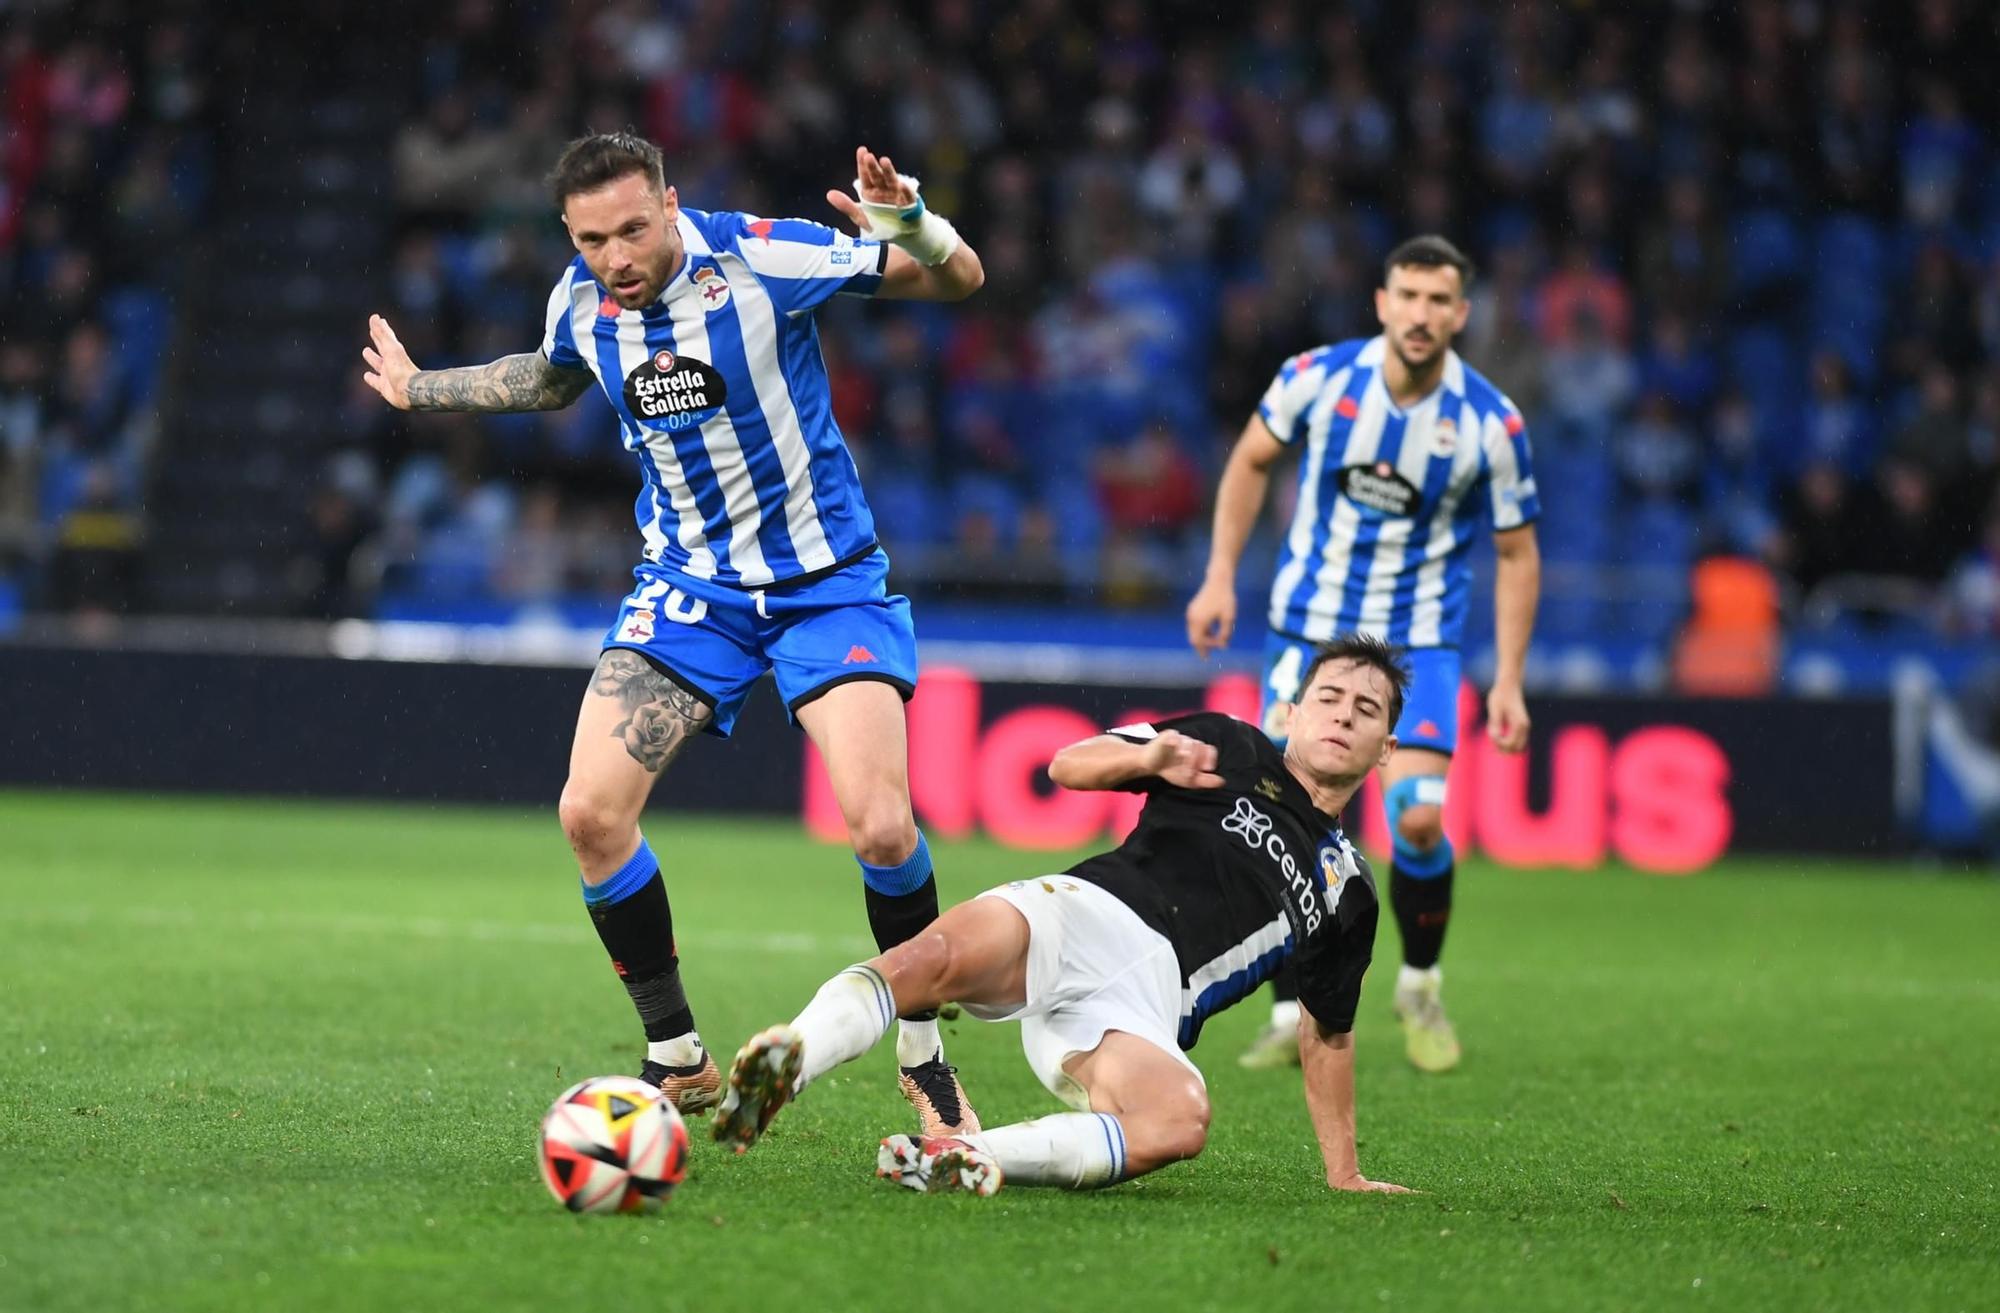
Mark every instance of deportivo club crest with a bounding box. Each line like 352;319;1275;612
692;265;731;311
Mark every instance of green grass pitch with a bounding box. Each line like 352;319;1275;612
2;791;1995;1312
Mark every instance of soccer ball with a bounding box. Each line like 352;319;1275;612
538;1075;690;1213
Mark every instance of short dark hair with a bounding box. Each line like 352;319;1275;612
1384;234;1475;293
1298;634;1411;728
548;132;666;210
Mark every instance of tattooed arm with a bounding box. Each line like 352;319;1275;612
361;314;592;413
405;352;593;412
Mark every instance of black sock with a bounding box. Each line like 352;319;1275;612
1269;960;1300;1003
1390;861;1455;970
865;876;940;1022
586;870;695;1044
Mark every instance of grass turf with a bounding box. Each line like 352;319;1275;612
1;791;1995;1312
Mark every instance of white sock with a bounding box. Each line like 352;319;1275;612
896;1017;941;1068
791;965;896;1089
969;1113;1125;1189
647;1034;703;1068
1269;999;1302;1030
1397;964;1441;994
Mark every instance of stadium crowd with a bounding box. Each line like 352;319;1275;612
6;1;2000;645
0;9;213;617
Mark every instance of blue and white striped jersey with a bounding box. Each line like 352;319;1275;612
1259;336;1539;648
540;208;888;588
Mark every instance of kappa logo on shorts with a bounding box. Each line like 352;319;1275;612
841;645;878;664
1414;719;1441;739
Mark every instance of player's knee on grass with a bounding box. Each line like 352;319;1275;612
557;784;641;872
1120;1086;1212;1173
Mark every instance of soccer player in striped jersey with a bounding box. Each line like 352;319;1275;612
1185;236;1541;1074
360;133;986;1135
713;636;1410;1198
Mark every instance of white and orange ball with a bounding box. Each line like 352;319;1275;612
537;1075;690;1213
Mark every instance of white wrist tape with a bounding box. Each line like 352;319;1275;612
851;173;962;267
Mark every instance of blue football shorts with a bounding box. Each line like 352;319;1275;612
1257;631;1461;755
601;548;917;738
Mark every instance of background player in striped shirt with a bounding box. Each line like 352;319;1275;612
712;635;1410;1198
359;133;986;1135
1185;236;1541;1074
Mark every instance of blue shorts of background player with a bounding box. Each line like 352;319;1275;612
1258;631;1459;755
603;547;917;736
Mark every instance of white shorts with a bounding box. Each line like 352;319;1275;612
964;876;1202;1111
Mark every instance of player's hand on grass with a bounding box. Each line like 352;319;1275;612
362;314;419;410
1144;730;1224;790
825;145;918;232
1328;1171;1412;1193
1485;681;1531;753
1185;577;1237;659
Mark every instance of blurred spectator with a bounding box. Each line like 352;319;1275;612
1094;422;1201;542
394;90;512;224
1637;313;1718;418
1946;498;2000;637
1636;174;1729;322
1889;363;1971;489
1770;462;1867;596
1538;240;1632;349
1614;394;1703;509
0;342;46;560
1893;243;1980;379
1863;459;1959;586
1801;351;1875;478
1900;80;1982;231
1541;306;1636;451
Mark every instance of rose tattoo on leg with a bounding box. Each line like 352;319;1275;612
591;650;711;772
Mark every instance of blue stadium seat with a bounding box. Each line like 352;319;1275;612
104;288;171;399
1730;209;1805;298
866;471;947;548
1044;479;1106;553
1533;450;1614;564
949;473;1025;546
1811;216;1889;383
1729;327;1805;454
1619;501;1698;571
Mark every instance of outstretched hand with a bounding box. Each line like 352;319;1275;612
361;314;418;410
1143;730;1225;790
824;145;918;233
